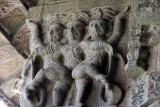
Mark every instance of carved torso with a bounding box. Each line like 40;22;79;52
61;43;84;70
83;40;112;58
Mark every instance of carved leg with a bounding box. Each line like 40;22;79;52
86;64;122;106
104;84;122;106
75;79;91;106
52;80;71;106
86;64;108;85
25;69;46;102
32;69;46;88
22;86;46;107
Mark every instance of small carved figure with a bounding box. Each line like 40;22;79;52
72;7;130;106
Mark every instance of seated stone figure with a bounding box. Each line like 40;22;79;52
72;7;130;106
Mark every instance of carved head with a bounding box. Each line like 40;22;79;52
89;18;109;40
67;19;86;44
48;23;64;43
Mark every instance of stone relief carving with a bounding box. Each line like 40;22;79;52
125;23;156;79
125;25;142;79
126;31;141;68
130;74;148;107
137;24;154;71
19;6;131;107
149;72;160;99
12;24;31;58
134;0;160;12
0;3;15;18
129;71;160;107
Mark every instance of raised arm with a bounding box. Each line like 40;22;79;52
107;6;131;47
26;19;45;52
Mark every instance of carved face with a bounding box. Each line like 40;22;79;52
48;23;63;43
67;19;86;43
89;18;109;40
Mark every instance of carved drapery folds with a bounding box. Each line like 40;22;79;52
19;6;131;107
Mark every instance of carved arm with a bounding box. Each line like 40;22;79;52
80;40;113;53
107;6;131;47
26;19;45;52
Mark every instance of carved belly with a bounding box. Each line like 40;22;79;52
45;67;70;81
43;61;70;81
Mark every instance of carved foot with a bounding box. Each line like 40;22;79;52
25;85;37;102
103;84;122;106
23;85;46;107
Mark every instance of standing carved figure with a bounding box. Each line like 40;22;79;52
72;7;130;106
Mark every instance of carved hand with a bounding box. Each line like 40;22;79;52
104;44;113;55
117;6;131;19
95;74;108;84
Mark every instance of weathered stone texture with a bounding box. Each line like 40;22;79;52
12;24;31;58
0;0;159;107
0;0;27;36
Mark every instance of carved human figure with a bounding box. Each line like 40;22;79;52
72;7;130;106
23;18;87;106
60;19;86;70
19;20;46;107
23;21;73;106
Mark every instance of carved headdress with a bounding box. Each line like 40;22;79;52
90;6;119;38
45;13;66;29
90;6;119;21
65;11;90;26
